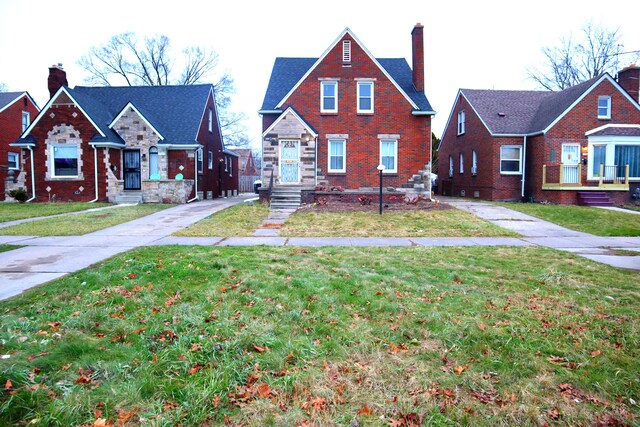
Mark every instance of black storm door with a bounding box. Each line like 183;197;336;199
123;149;141;190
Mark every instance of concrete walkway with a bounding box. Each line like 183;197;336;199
1;196;638;301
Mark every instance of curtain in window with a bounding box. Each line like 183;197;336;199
592;145;606;176
329;140;344;170
381;141;396;170
614;145;640;178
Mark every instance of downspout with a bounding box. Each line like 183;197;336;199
521;135;527;200
26;146;36;202
428;120;436;202
187;148;199;203
314;136;318;187
89;145;99;203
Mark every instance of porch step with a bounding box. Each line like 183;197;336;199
115;191;143;204
577;191;614;207
270;186;302;210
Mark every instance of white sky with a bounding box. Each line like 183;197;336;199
1;0;638;148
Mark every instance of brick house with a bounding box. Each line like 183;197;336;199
1;91;40;200
259;24;435;192
438;66;640;205
11;65;238;204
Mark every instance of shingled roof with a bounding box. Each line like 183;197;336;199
460;75;604;135
260;57;433;113
0;91;39;112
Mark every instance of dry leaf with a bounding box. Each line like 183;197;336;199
253;344;266;353
5;379;12;389
357;404;374;416
591;349;602;358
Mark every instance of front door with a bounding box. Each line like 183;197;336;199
561;144;580;184
280;140;299;183
123;149;141;190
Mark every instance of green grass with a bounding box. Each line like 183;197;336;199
281;209;519;237
174;202;269;237
1;245;637;426
0;245;21;253
0;202;113;223
496;202;640;236
0;204;171;236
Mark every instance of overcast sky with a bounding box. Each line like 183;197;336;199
1;0;638;148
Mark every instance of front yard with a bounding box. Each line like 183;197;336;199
0;245;638;426
0;202;113;223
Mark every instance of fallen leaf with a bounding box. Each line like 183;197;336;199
5;379;12;389
477;323;486;331
253;344;266;353
591;349;602;358
357;404;374;416
454;364;468;375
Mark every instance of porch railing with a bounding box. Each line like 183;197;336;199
542;163;629;189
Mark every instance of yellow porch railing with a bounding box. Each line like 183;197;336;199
542;163;629;190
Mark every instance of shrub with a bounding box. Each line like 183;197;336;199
9;187;28;203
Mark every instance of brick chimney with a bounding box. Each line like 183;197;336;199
617;65;640;102
411;23;425;92
48;63;68;98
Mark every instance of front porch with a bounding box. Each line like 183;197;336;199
542;163;630;191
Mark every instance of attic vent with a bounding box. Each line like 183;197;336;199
342;40;351;63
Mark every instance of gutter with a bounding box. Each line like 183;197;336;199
89;145;99;203
26;146;36;202
521;135;528;200
187;147;200;203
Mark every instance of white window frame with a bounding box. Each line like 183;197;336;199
357;81;374;113
327;139;346;173
587;136;640;180
342;40;351;63
229;156;233;176
457;110;465;135
320;81;338;113
597;96;611;119
472;150;478;175
500;145;522;175
208;108;213;132
459;153;464;174
208;151;213;170
197;148;203;173
448;155;454;178
50;144;80;178
379;139;398;174
8;152;19;170
21;111;30;132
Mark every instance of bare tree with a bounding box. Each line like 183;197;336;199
78;33;250;146
0;83;7;92
527;21;638;90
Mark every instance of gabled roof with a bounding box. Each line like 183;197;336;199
0;91;40;114
450;74;639;137
259;28;434;114
586;124;640;137
262;106;318;137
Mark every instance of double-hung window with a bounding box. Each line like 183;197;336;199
380;139;397;173
598;96;611;119
457;110;465;135
328;139;346;173
500;145;522;174
51;145;79;177
208;151;213;170
8;152;19;170
197;148;203;173
321;81;338;113
208;108;213;132
448;156;454;177
357;81;374;113
472;150;478;175
459;153;464;174
21;111;30;132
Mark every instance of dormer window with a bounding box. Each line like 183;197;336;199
342;40;351;63
457;110;466;135
598;96;611;119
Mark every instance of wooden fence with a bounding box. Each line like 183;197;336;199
239;175;261;193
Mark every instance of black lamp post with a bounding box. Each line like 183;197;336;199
377;164;385;215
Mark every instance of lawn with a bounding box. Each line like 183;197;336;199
0;204;171;236
0;245;637;426
0;245;21;253
281;209;519;237
496;202;640;236
174;202;269;237
0;202;113;223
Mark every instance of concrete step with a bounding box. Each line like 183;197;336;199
114;192;143;204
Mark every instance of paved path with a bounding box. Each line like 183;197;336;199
1;197;638;301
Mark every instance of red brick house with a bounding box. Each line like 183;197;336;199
1;91;40;200
259;24;435;192
438;66;640;205
11;65;238;204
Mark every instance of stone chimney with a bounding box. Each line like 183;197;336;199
617;65;640;102
48;63;68;98
411;23;425;92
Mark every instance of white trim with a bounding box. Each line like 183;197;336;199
499;145;522;175
162;143;201;150
327;138;346;173
320;80;338;113
50;143;80;178
459;152;464;174
357;81;374;113
22;87;105;138
89;141;125;149
7;152;19;170
586;134;640;180
262;107;318;138
597;95;611;119
379;138;398;174
585;123;640;136
21;111;31;132
0;92;40;114
274;27;419;111
457;110;465;135
110;102;164;139
279;139;301;184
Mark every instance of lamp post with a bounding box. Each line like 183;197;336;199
377;164;385;215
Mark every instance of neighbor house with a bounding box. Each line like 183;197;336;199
11;65;238;204
1;91;39;200
233;148;260;192
259;24;435;193
438;65;640;205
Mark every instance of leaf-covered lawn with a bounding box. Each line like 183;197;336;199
0;204;171;236
0;202;113;223
496;202;640;236
1;246;638;426
174;202;269;237
280;209;518;237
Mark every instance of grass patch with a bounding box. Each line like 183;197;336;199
0;202;112;223
0;204;171;236
1;245;637;426
174;202;269;237
280;209;518;237
496;202;640;236
0;245;22;253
